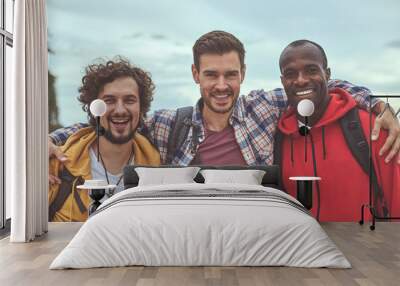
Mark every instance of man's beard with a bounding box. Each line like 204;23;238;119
103;128;135;144
203;98;233;114
203;89;236;114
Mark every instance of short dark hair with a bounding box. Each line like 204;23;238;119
193;30;245;70
78;57;155;126
279;39;328;70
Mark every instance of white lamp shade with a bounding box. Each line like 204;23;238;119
297;99;315;117
90;99;107;117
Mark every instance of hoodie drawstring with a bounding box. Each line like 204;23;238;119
322;126;327;160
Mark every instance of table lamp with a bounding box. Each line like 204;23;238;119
89;99;107;161
297;99;314;161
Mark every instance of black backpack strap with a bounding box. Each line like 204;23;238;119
166;106;193;164
137;118;156;146
273;129;285;191
49;168;86;221
340;108;389;217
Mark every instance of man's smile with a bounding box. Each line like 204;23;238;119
210;89;234;105
109;117;131;132
296;89;314;96
213;94;230;99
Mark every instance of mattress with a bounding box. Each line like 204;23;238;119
50;183;350;269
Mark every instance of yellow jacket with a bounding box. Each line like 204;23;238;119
49;127;160;222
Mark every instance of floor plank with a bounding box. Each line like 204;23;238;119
0;222;399;286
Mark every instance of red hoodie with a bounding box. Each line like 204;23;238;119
278;88;400;221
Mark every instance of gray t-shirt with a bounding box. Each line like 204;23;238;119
89;148;128;202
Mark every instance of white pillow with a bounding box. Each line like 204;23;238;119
136;167;200;186
200;169;266;185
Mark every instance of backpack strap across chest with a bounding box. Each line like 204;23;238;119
49;168;86;221
339;108;388;217
166;106;194;164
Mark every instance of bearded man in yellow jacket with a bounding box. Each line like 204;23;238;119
49;58;160;222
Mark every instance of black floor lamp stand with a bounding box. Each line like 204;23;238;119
359;94;400;230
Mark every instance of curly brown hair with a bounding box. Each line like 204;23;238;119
78;57;155;126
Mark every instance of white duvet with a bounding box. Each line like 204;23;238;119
50;183;350;269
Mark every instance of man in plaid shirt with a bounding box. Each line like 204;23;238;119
49;31;400;173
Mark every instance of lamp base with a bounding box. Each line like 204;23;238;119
296;181;313;210
88;188;105;215
289;176;321;210
77;183;116;216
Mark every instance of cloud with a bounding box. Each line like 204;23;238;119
331;49;400;95
151;34;167;40
47;0;400;125
386;40;400;49
125;32;143;39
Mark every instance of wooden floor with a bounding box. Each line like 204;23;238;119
1;222;399;286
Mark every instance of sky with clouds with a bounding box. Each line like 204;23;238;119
47;0;400;126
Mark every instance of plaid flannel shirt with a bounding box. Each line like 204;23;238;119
50;80;375;165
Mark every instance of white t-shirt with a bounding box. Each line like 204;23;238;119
89;148;129;202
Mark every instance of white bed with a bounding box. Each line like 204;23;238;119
50;183;350;269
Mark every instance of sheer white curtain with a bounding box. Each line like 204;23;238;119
7;0;48;242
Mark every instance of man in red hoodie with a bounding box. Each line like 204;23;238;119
277;40;399;222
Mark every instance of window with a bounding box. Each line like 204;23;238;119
1;0;14;231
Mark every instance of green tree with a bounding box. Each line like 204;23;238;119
48;43;62;132
48;70;62;132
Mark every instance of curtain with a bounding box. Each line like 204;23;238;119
7;0;48;242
